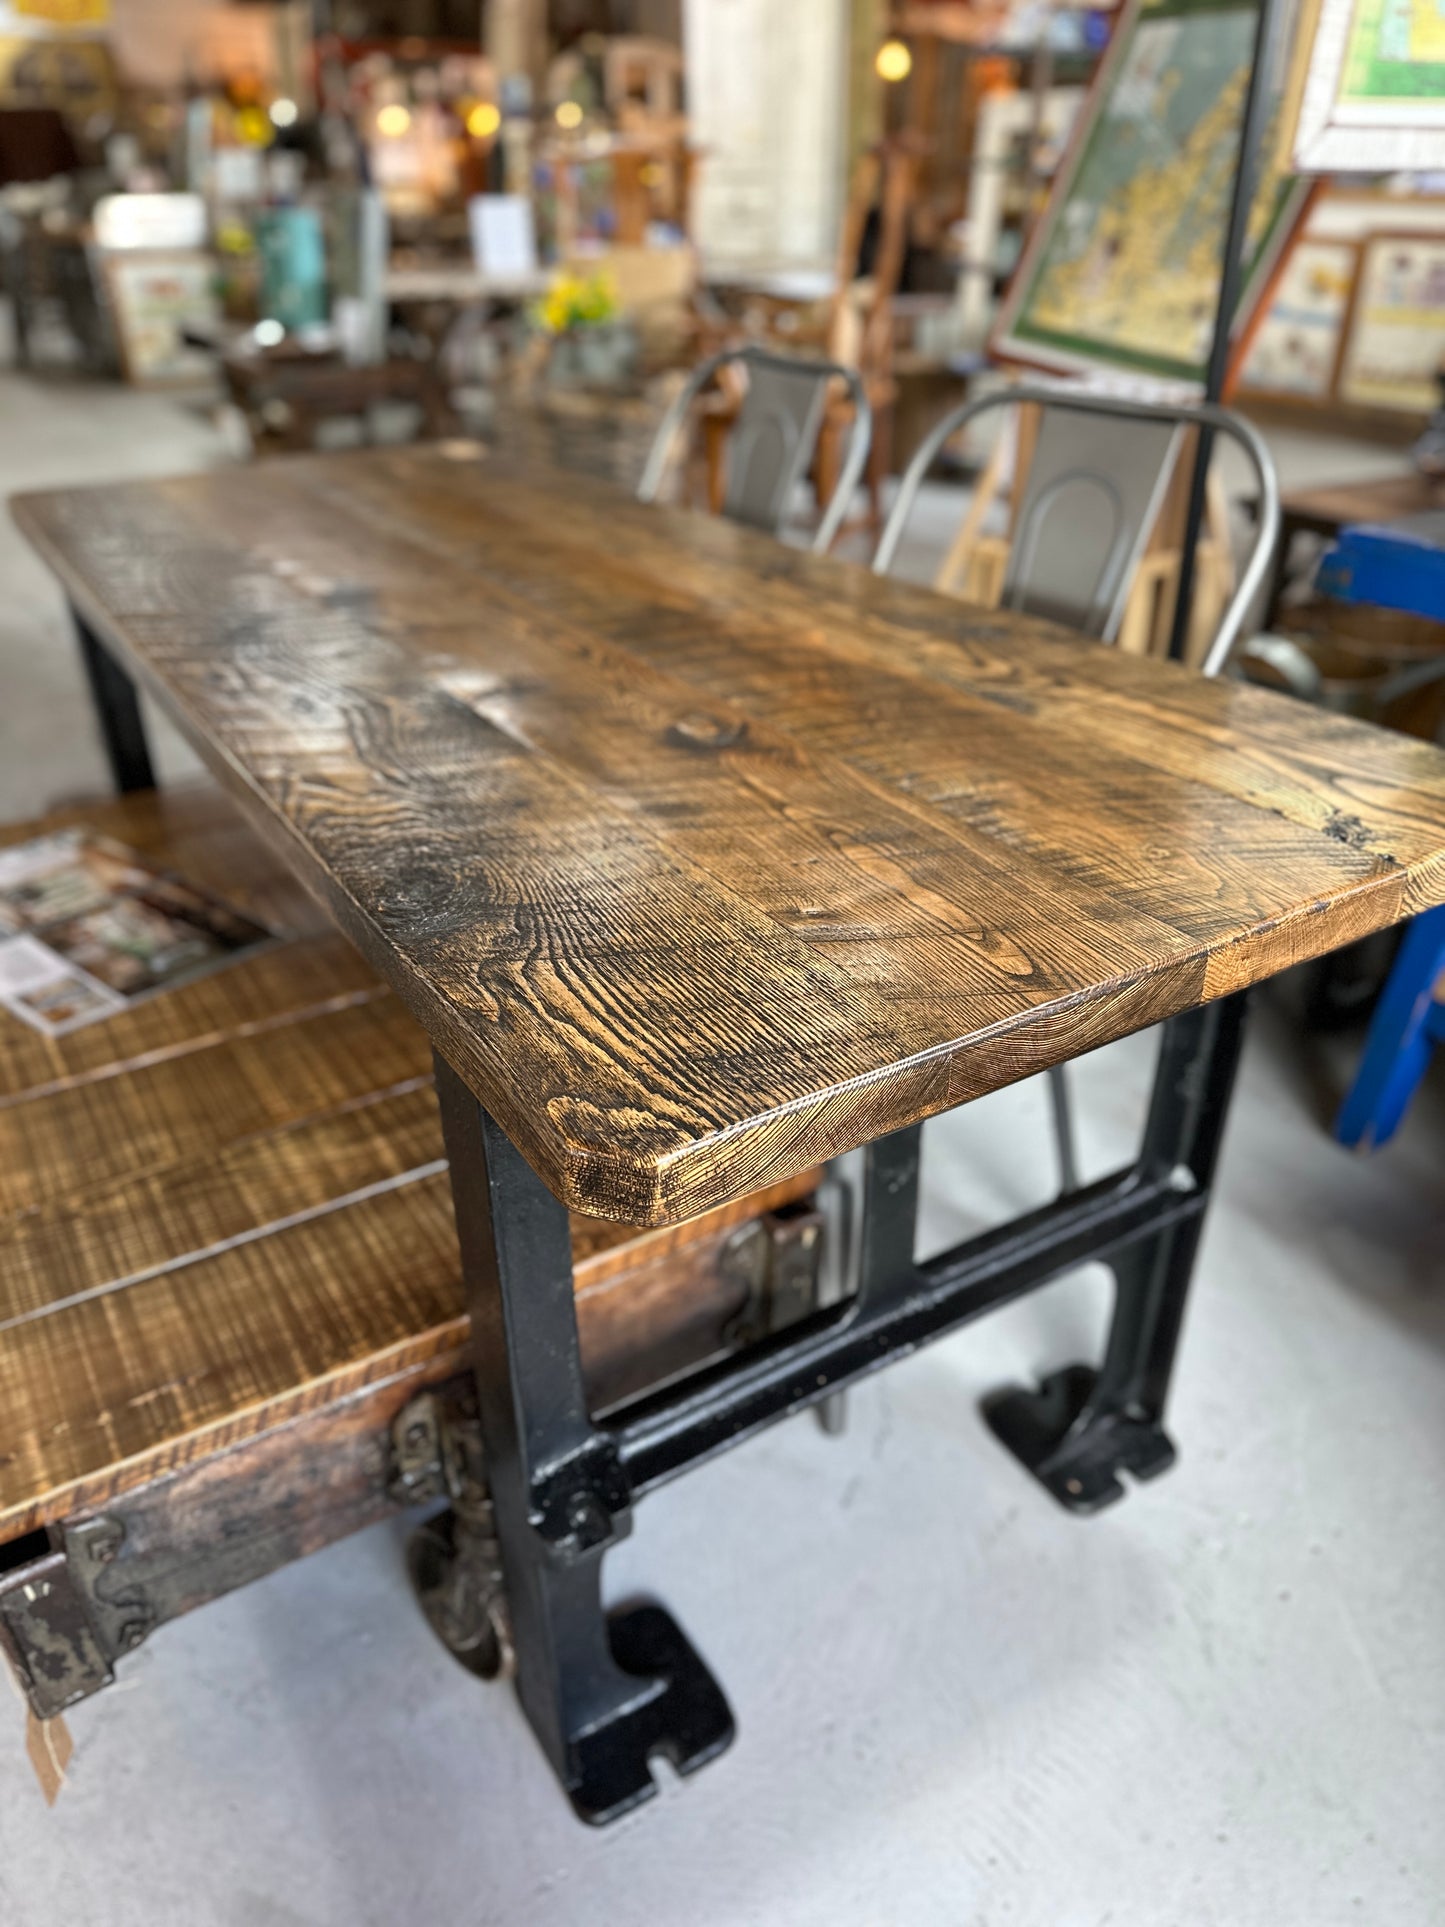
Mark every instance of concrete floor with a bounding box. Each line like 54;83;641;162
0;373;1442;1926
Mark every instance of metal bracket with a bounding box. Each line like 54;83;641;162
719;1202;825;1347
62;1517;157;1660
391;1386;515;1683
0;1516;152;1720
0;1538;112;1719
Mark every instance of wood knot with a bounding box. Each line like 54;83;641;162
667;712;746;752
1321;810;1372;851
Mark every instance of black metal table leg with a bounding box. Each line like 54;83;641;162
982;994;1249;1512
433;1054;733;1825
426;996;1247;1821
73;607;156;794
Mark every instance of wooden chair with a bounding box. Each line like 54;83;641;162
682;141;916;538
603;37;684;121
0;780;825;1719
875;383;1281;1190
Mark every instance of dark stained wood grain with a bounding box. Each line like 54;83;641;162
15;445;1445;1225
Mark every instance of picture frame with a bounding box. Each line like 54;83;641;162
101;249;218;388
1335;228;1445;413
1303;184;1445;241
991;0;1308;392
1235;234;1358;403
1282;0;1445;174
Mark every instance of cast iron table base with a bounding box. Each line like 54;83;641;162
433;993;1246;1823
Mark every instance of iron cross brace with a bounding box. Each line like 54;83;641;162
433;991;1248;1825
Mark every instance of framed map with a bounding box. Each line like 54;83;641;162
1336;230;1445;411
1284;0;1445;171
992;0;1307;390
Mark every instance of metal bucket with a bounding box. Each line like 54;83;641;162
1237;600;1445;743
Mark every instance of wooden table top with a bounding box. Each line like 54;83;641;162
1280;470;1445;532
16;445;1445;1225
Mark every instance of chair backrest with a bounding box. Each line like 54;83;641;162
637;344;872;554
1003;408;1184;637
874;383;1280;678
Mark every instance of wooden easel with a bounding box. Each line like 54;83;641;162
813;136;921;531
689;139;917;540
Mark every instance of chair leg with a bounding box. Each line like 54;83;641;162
1335;904;1445;1150
812;1157;859;1436
1047;1061;1081;1194
702;411;730;514
866;401;893;535
813;411;843;537
815;1391;849;1435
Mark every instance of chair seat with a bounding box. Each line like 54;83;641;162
0;785;816;1546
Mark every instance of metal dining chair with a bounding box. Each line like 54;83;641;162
874;382;1281;1195
637;343;872;554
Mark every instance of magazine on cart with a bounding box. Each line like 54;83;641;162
0;829;275;1037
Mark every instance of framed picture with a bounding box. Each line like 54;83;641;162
1283;0;1445;173
1336;229;1445;412
1236;235;1358;400
1305;185;1445;240
101;250;218;388
991;0;1308;391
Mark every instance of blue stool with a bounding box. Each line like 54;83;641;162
1335;904;1445;1150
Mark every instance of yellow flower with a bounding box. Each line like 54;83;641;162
532;269;618;334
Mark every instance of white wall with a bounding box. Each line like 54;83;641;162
683;0;848;273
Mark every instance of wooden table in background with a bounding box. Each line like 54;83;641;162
1279;470;1445;540
1267;469;1445;624
14;445;1445;1822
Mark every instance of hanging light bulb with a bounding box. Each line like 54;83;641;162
876;38;912;82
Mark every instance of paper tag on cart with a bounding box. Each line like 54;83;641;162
0;829;275;1037
0;933;126;1036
